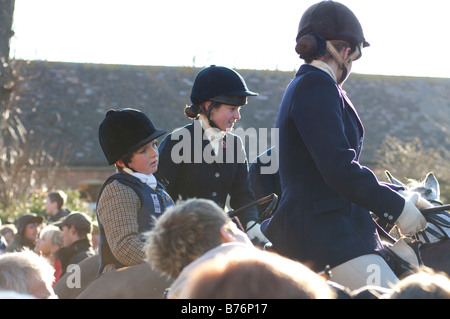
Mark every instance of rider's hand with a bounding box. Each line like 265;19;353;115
395;192;427;236
398;190;434;210
246;221;269;243
413;194;434;210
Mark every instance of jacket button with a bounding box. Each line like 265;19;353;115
215;172;220;178
212;192;217;197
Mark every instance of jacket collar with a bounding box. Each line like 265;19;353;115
309;60;337;82
296;64;364;137
57;238;91;259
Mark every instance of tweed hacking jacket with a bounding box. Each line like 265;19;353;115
96;174;173;273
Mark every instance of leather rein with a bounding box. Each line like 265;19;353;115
228;193;278;232
417;203;450;241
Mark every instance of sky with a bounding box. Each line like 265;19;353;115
9;0;450;78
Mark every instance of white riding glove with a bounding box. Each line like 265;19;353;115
398;190;434;210
395;192;428;236
246;222;269;243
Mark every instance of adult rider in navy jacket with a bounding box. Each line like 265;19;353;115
263;1;427;290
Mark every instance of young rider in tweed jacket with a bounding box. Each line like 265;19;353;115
96;108;174;274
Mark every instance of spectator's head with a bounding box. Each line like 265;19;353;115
34;224;63;258
178;248;336;299
386;267;450;299
56;212;92;247
0;250;56;298
45;191;67;216
15;214;43;242
145;198;252;279
0;224;17;244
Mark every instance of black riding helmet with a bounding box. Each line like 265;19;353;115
295;1;369;84
98;108;167;165
296;0;369;61
190;65;258;107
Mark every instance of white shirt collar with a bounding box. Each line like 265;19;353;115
198;114;225;155
309;60;337;83
123;167;157;189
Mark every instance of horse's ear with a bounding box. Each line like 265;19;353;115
385;170;405;187
424;172;440;198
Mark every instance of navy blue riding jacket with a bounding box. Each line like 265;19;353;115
158;120;258;227
249;146;281;219
264;64;405;272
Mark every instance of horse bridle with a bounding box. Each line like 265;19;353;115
418;203;450;242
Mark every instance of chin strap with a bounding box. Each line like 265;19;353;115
325;41;362;84
325;41;350;84
203;101;221;129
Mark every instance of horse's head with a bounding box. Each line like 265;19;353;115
409;173;440;203
386;171;450;244
385;171;440;203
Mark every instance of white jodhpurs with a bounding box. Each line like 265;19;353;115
330;254;398;291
